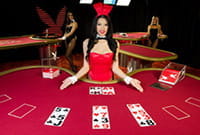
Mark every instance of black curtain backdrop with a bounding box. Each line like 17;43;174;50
0;0;199;68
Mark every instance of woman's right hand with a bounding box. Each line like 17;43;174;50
60;78;73;90
58;36;66;40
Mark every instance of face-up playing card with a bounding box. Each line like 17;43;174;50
8;103;36;119
89;87;102;95
89;87;115;95
92;105;111;129
101;87;115;95
127;104;156;127
44;107;70;127
162;105;190;120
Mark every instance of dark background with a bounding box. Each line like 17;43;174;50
0;0;199;68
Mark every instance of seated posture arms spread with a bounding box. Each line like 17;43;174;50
147;16;163;48
60;3;143;92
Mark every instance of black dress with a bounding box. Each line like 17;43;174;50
65;26;77;43
149;28;158;43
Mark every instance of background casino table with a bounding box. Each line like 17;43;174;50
119;44;177;62
0;35;61;64
0;66;199;135
113;32;167;44
119;44;178;71
0;35;60;50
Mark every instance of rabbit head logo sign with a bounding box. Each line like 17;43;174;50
36;6;67;36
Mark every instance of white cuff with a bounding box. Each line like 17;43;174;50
124;76;133;85
68;76;78;84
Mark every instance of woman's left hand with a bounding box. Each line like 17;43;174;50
130;78;144;92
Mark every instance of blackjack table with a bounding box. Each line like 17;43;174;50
118;44;178;70
0;35;60;50
0;66;199;135
119;44;177;62
113;32;167;44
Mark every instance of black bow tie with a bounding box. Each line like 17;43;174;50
96;35;107;40
96;37;107;40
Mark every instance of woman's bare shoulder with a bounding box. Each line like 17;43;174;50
82;38;90;50
115;40;120;47
83;38;89;45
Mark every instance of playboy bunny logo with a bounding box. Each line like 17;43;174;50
36;6;67;36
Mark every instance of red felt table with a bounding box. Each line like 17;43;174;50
113;32;167;44
119;44;178;71
0;66;199;135
0;35;60;50
119;44;177;62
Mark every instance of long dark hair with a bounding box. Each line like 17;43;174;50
86;15;117;60
66;11;75;25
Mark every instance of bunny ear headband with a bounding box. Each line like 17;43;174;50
93;2;113;16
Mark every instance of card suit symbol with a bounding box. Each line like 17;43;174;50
137;116;141;120
63;108;68;112
102;106;107;110
51;115;56;118
90;91;94;94
47;120;52;123
95;91;101;95
144;115;151;120
146;120;155;125
127;104;132;108
102;92;107;95
102;123;110;129
136;104;140;107
140;121;146;125
100;112;107;117
108;92;113;95
93;118;99;122
103;87;108;90
56;107;62;112
94;124;100;128
101;117;109;123
90;87;95;90
53;120;62;126
94;113;99;116
132;111;137;114
94;106;99;110
57;115;65;120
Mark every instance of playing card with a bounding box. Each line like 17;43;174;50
185;97;200;108
44;107;70;127
0;94;12;103
92;105;111;129
101;87;115;95
89;87;102;95
162;105;190;120
8;103;36;119
127;104;156;127
89;87;115;95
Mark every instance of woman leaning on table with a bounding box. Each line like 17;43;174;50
147;16;163;48
60;2;143;92
60;11;78;72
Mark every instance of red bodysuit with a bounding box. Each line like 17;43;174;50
88;52;114;81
